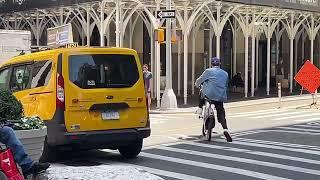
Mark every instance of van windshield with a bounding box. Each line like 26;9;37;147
69;54;139;89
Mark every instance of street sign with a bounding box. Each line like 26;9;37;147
47;23;74;47
156;10;176;19
294;60;320;94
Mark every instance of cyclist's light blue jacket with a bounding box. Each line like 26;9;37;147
195;67;228;102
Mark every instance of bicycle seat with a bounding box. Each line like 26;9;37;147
204;96;216;104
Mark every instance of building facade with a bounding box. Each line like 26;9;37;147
1;0;320;106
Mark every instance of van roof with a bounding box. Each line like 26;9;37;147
0;47;138;67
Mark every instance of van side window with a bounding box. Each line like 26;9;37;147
10;64;32;92
31;61;52;88
0;68;9;90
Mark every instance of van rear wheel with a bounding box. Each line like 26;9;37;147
118;139;143;159
40;137;59;163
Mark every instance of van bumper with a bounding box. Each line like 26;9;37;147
50;127;151;149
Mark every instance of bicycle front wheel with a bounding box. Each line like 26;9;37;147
206;118;214;141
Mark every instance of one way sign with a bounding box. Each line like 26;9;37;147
156;10;176;19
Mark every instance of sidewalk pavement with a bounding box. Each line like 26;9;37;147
150;93;319;114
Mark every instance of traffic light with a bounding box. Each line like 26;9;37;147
154;29;165;43
154;28;182;43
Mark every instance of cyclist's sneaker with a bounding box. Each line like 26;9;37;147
195;108;203;115
223;129;233;142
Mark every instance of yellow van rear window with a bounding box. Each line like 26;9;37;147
69;54;139;89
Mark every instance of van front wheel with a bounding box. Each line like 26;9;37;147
118;139;143;159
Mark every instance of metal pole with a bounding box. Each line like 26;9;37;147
150;25;155;99
251;31;255;97
311;39;314;64
216;4;221;58
86;6;90;46
276;25;280;64
166;0;172;89
100;1;105;47
209;28;213;66
115;0;120;47
233;24;237;76
256;36;259;89
290;37;294;94
161;0;177;109
156;3;161;108
267;36;271;95
178;39;181;96
245;35;249;98
183;5;188;105
302;31;305;62
192;31;196;95
36;10;40;46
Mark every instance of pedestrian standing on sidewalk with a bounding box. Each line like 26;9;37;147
143;64;153;110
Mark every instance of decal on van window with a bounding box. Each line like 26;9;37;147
15;69;25;84
87;80;95;86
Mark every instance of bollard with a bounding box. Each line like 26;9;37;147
278;82;282;108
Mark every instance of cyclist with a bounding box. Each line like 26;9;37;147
195;57;232;142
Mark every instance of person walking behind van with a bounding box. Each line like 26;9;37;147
143;64;153;109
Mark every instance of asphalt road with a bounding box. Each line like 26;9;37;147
50;106;320;180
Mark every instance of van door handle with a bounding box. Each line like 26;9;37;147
30;96;36;101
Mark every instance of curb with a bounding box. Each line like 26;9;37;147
150;93;318;114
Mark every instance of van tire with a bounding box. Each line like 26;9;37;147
39;137;58;163
118;139;143;159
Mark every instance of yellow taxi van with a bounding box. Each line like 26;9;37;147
0;47;150;162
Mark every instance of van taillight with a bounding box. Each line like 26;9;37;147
57;73;65;110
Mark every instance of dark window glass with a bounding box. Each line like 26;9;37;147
69;54;139;89
31;61;52;88
10;64;32;92
0;68;9;90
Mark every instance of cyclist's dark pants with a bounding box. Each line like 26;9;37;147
199;96;228;130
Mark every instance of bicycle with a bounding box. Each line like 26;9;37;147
199;97;216;141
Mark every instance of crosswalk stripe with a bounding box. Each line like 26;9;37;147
260;129;320;135
139;152;291;180
127;164;211;180
228;110;290;118
182;141;320;165
276;127;320;133
214;139;320;155
295;118;320;122
274;113;320;120
236;138;320;150
294;124;320;128
252;111;303;119
156;146;320;175
229;109;289;116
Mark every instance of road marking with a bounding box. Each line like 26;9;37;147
128;164;211;180
228;110;290;118
182;141;320;165
139;152;291;180
293;124;320;128
274;113;320;120
214;139;320;155
295;118;320;122
229;109;288;116
257;130;320;135
157;146;320;175
275;127;320;133
236;138;320;150
252;111;303;119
